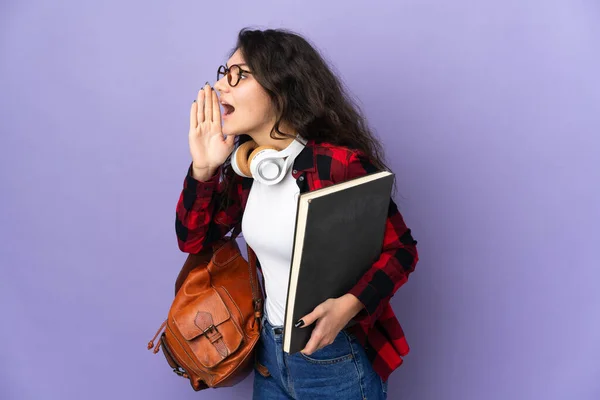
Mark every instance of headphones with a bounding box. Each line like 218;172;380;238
231;136;307;185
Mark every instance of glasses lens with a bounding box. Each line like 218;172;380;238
217;65;227;82
229;65;243;87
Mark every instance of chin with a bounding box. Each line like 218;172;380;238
221;123;234;136
222;123;247;138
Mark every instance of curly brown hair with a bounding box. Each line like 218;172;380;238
217;27;395;219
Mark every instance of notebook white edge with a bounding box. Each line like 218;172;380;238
283;196;310;353
302;170;392;201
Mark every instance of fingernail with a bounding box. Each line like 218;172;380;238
192;99;196;103
205;81;210;87
294;319;305;328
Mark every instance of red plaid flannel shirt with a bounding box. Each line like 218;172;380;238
175;139;419;382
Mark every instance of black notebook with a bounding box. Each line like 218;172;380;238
282;170;395;354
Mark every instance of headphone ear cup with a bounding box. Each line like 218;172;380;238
234;141;258;177
248;145;279;179
248;145;279;164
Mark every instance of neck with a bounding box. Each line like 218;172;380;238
249;124;298;149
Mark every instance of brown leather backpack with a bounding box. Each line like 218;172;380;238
147;237;264;391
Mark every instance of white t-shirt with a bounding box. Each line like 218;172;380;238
241;138;305;326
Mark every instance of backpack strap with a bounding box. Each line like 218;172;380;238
228;223;263;322
246;244;263;322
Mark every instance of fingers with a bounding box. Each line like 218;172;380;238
203;84;212;123
297;303;323;330
301;332;322;355
224;134;235;147
301;321;336;355
297;307;319;355
192;83;218;130
301;322;340;355
212;89;221;125
190;100;198;129
297;307;322;356
196;88;205;124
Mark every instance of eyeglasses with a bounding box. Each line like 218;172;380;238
217;64;252;87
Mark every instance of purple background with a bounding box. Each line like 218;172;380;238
1;1;599;399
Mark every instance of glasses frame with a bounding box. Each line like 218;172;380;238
217;64;252;87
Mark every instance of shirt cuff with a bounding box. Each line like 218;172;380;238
183;163;221;199
348;280;381;322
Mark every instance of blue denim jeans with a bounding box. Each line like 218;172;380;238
253;312;388;399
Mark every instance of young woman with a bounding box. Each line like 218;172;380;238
176;28;418;400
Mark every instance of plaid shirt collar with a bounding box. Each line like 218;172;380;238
291;139;317;173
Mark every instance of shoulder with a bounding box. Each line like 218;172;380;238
309;141;379;182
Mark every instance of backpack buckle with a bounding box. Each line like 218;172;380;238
202;324;216;336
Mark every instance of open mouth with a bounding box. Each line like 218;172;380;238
221;102;235;116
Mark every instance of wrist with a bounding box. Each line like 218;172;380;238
191;164;218;181
340;293;364;318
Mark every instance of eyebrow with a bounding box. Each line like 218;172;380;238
226;62;248;68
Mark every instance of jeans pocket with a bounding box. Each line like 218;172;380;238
297;330;354;365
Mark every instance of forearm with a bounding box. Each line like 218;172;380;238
176;163;240;253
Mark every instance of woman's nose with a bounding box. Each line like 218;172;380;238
214;76;228;93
